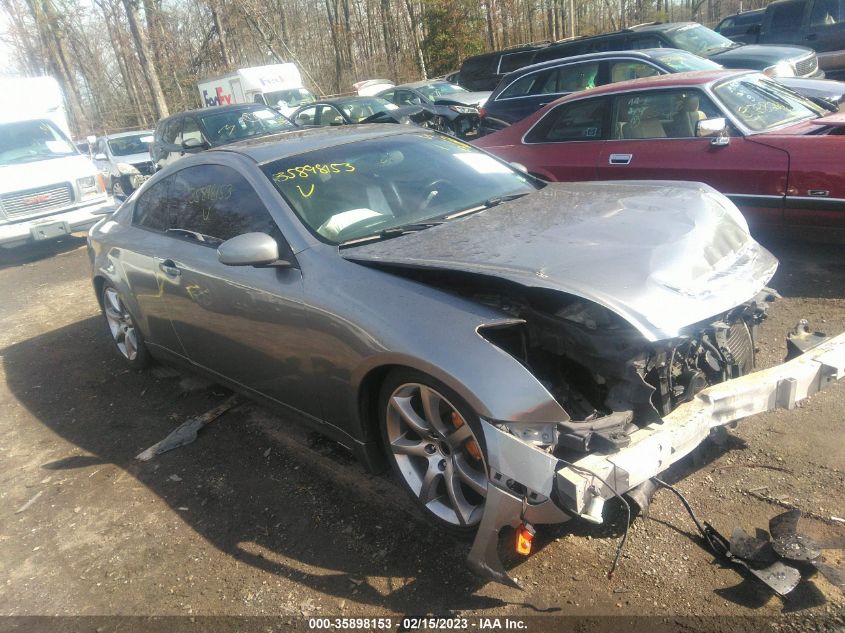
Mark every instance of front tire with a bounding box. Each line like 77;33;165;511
379;369;488;533
101;282;150;368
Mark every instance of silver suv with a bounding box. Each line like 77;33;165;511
92;131;156;199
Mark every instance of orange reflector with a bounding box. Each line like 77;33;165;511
451;412;483;461
515;522;535;556
96;173;106;192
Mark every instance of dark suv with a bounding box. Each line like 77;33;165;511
532;22;824;79
479;48;720;134
457;42;552;91
151;104;296;171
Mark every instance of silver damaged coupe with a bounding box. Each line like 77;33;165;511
88;126;845;586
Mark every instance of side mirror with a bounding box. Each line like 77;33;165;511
218;232;285;267
696;117;730;146
94;153;108;161
182;137;208;152
748;24;761;34
86;135;97;145
509;161;529;174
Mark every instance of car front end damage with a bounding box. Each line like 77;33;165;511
470;324;845;586
340;180;845;587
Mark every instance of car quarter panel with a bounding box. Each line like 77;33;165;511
292;246;571;441
747;133;845;229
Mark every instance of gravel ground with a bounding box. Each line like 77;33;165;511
0;233;842;632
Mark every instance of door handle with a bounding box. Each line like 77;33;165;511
806;33;818;40
609;153;633;165
158;259;181;277
538;102;548;107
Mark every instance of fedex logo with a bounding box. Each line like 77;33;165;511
203;87;233;107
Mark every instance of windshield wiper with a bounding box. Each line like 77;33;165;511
742;81;794;110
444;192;530;220
339;221;442;247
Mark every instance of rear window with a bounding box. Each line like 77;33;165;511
198;107;295;145
460;55;496;81
498;50;539;73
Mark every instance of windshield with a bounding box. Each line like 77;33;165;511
199;107;296;145
650;49;723;72
714;74;826;131
415;82;468;100
261;132;539;244
107;133;153;156
0;120;76;166
264;88;316;108
338;98;399;122
666;24;736;56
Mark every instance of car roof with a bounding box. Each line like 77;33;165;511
503;48;683;77
208;124;414;164
554;68;750;99
321;96;384;105
397;79;454;89
629;21;698;32
102;129;154;140
161;103;274;122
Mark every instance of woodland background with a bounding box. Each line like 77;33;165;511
1;0;772;136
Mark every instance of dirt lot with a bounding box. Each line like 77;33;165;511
0;233;843;631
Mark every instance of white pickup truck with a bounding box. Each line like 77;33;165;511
0;76;113;249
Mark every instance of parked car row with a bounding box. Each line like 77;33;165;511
456;21;828;92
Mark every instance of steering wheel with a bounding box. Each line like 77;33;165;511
418;179;452;212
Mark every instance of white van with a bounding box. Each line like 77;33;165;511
197;63;317;117
0;77;112;249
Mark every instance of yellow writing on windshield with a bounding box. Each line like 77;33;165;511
273;162;355;182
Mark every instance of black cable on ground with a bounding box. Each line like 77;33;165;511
559;459;631;579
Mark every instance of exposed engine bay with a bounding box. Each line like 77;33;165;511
383;268;773;456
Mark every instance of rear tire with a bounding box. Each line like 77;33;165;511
378;368;488;535
101;282;151;368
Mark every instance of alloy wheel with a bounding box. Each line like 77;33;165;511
385;383;487;527
103;287;138;361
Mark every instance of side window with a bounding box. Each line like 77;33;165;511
169;165;278;243
294;106;318;126
320;105;346;126
770;1;806;30
542;62;600;94
627;35;664;48
609;60;661;83
162;119;181;145
811;0;845;25
395;90;422;105
180;118;203;145
611;89;721;140
379;90;396;104
525;98;609;143
498;70;553;99
133;176;173;232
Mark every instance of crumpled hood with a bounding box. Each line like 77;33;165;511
342;181;778;341
434;91;491;107
0;154;98;195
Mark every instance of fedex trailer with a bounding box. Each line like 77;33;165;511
197;63;317;117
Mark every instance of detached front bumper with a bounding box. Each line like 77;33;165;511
0;198;116;249
468;330;845;587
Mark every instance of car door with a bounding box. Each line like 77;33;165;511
807;0;845;53
506;96;610;181
764;0;811;46
122;174;186;353
152;161;320;418
596;88;790;227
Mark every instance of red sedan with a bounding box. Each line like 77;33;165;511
473;69;845;235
